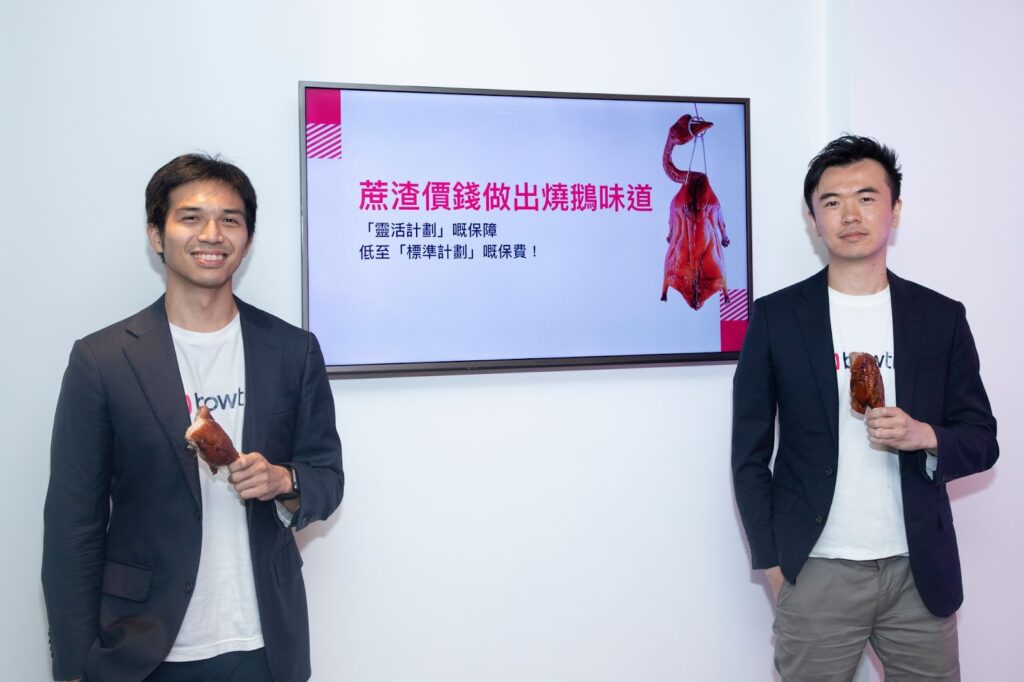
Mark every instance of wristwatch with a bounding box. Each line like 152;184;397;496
276;465;300;501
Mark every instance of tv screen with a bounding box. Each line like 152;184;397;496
300;82;751;377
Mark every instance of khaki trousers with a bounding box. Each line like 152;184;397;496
774;557;959;682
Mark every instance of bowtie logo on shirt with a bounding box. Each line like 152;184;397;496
184;389;245;416
835;351;894;371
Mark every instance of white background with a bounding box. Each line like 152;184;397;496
1;1;1020;680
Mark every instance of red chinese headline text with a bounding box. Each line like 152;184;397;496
359;180;653;212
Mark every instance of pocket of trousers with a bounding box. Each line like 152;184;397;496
775;579;791;608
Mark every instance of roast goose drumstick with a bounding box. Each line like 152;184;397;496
850;352;885;414
185;405;238;474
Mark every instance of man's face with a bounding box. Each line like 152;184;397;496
147;179;252;295
810;159;901;267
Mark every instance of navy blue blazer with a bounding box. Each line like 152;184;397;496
731;268;997;618
42;297;344;681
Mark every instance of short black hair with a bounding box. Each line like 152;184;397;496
804;135;902;214
146;153;257;239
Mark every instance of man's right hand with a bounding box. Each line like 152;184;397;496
765;565;785;602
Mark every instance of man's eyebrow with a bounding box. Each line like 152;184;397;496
173;206;244;214
817;186;881;201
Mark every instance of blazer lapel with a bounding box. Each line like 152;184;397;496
238;299;280;456
795;268;839;448
122;297;201;507
888;271;921;414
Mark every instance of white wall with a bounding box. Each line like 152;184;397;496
1;1;1018;680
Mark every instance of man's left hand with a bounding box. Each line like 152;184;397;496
228;453;292;501
865;406;938;452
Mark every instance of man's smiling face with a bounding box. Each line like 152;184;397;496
147;179;252;295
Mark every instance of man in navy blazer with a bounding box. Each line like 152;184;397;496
732;136;997;680
42;155;344;681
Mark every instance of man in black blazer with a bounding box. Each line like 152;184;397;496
732;136;997;680
42;155;344;681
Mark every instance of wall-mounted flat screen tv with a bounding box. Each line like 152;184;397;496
300;82;751;377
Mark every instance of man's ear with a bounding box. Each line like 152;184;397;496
892;198;902;229
808;209;821;237
146;224;164;254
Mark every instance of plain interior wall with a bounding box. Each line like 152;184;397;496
1;1;1019;680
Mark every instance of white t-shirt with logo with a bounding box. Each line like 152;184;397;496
167;315;264;661
810;286;909;560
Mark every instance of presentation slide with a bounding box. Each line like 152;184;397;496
302;84;750;375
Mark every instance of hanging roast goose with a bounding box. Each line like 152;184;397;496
660;114;731;310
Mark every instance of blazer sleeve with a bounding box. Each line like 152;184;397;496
42;340;113;680
927;303;998;484
288;333;344;531
731;299;780;569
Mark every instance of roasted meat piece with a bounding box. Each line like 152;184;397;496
185;405;238;474
850;352;885;414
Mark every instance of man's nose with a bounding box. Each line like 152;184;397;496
841;202;860;224
198;218;224;242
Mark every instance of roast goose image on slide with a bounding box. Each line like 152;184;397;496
185;405;239;474
661;113;731;310
850;352;885;414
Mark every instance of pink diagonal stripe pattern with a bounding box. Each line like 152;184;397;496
306;123;342;159
720;289;748;321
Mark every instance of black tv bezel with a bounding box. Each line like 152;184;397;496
299;81;753;378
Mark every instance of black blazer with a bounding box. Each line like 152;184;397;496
731;268;997;618
42;297;344;681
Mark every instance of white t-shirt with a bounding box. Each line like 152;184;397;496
810;287;909;560
167;315;265;661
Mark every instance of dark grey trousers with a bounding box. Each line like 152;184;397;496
774;557;959;682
